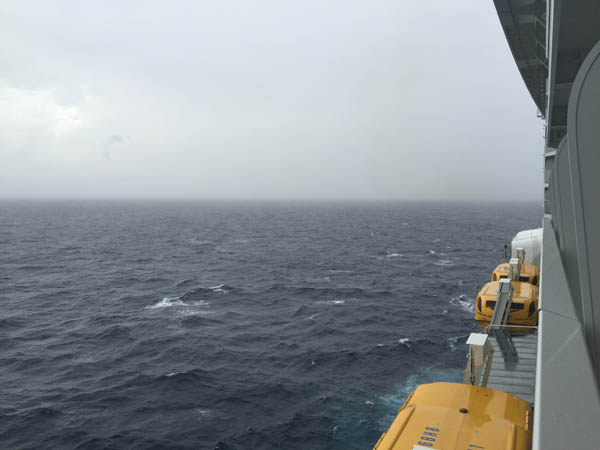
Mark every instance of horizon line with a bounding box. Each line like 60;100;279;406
0;197;544;203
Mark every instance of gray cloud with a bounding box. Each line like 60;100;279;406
0;1;543;200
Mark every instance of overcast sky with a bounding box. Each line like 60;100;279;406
0;1;544;200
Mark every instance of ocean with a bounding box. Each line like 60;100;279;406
0;200;542;449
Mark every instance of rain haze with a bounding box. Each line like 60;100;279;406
0;1;543;201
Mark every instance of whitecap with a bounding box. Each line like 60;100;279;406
194;408;211;417
316;300;345;305
209;284;229;293
428;250;436;255
447;336;462;352
146;297;210;313
146;297;185;309
450;294;474;314
398;338;412;350
434;259;453;266
386;252;403;258
365;400;375;405
166;371;181;377
178;307;213;317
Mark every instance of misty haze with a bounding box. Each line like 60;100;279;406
1;1;542;200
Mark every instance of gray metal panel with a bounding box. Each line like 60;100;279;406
550;136;583;320
545;0;600;147
549;142;562;243
567;39;600;380
533;218;600;450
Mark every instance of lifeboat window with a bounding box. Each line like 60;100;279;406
477;297;482;312
529;302;536;317
519;276;529;282
533;276;538;285
492;274;497;281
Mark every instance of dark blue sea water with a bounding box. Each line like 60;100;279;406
0;201;542;450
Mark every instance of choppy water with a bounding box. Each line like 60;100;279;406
0;200;541;449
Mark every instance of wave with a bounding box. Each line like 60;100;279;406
146;296;210;310
447;336;461;352
209;284;229;293
266;284;395;300
0;317;27;329
146;297;185;309
450;294;474;314
188;238;216;246
434;259;453;266
147;283;234;310
386;252;403;258
398;337;413;350
315;300;345;305
194;408;211;417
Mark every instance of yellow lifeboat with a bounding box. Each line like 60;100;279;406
373;382;532;450
491;263;540;287
475;281;538;327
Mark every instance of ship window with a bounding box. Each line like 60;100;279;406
529;302;536;317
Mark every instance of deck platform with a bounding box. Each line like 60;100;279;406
486;330;537;405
